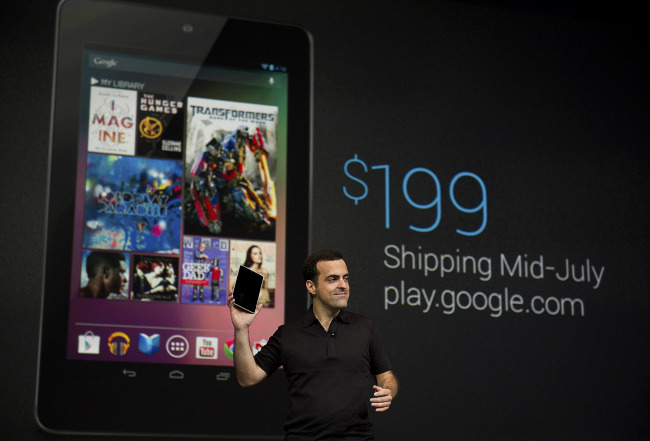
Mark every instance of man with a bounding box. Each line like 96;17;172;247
228;250;398;440
210;257;222;302
80;251;128;299
192;241;210;302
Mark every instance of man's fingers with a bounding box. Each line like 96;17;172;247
370;385;392;412
372;386;390;397
370;400;391;412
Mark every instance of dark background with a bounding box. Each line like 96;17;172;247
2;0;648;440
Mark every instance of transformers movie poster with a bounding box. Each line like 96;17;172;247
82;154;183;253
183;97;278;240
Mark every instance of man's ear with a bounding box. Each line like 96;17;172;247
305;279;315;295
101;265;112;280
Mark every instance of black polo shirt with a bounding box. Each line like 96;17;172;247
254;307;392;441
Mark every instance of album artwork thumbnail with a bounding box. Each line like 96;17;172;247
82;154;182;254
180;236;229;305
135;92;184;160
88;86;137;156
80;249;130;300
183;97;278;240
131;254;179;302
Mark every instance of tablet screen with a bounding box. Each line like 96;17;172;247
67;45;289;366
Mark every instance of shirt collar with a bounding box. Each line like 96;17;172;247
303;305;350;327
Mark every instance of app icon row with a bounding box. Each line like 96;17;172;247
78;331;220;360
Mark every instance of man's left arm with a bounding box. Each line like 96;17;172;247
370;370;399;412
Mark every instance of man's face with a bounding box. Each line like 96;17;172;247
308;259;349;312
105;260;128;295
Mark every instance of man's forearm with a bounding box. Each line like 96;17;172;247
228;292;267;387
378;371;399;399
233;327;265;387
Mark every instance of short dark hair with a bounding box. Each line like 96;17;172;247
302;250;344;283
86;252;126;278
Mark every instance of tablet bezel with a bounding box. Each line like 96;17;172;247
36;0;311;436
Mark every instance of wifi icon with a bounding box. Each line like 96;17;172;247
261;63;269;70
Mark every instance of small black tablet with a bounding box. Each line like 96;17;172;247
233;265;264;313
36;0;311;437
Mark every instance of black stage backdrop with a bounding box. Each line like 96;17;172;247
2;1;648;440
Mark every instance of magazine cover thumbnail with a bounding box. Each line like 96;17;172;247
82;154;182;254
88;86;137;156
181;236;229;305
184;97;278;240
229;240;276;308
80;250;130;300
131;254;179;302
136;93;184;160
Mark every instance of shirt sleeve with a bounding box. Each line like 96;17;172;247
369;322;392;376
254;325;283;376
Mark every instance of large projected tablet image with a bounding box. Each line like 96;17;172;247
36;0;311;436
